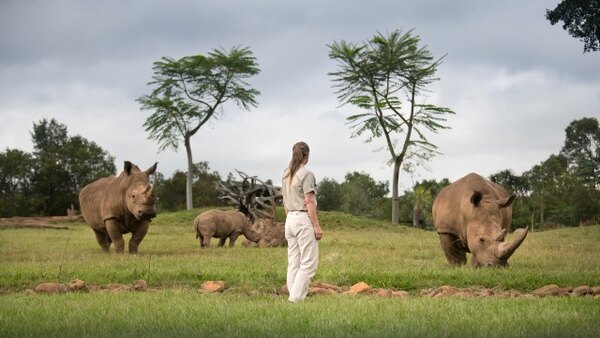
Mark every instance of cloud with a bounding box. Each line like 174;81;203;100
0;0;598;195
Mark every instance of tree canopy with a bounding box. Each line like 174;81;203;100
0;119;115;217
138;46;261;210
328;29;454;223
546;0;600;53
317;172;389;219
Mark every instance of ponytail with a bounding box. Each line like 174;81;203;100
285;141;310;184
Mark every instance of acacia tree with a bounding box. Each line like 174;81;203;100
328;29;454;223
138;47;260;210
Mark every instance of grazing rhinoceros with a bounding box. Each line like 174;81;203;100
193;209;260;248
79;161;158;254
432;173;528;267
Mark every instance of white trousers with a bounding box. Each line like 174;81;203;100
285;211;319;302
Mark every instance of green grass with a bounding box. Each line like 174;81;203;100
0;292;598;337
1;209;599;337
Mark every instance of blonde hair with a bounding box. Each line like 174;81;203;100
285;142;310;184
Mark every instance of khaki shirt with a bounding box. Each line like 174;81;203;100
281;166;317;211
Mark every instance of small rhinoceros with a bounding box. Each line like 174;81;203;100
193;209;260;248
432;173;528;267
79;161;158;254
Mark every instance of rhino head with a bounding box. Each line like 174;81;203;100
123;161;158;221
466;191;528;267
236;206;262;243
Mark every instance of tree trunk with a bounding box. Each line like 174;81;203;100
185;136;194;210
412;202;421;228
391;159;401;224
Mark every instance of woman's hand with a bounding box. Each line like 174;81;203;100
314;225;323;241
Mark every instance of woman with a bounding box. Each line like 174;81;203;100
281;141;323;303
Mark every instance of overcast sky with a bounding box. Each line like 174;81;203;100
1;0;598;192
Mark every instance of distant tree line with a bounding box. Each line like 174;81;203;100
317;172;390;220
490;117;599;229
2;117;598;229
0;119;115;217
154;161;228;211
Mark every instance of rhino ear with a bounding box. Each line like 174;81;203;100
498;195;515;209
124;161;133;175
144;162;158;176
470;191;483;207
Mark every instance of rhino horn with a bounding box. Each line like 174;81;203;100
496;228;528;260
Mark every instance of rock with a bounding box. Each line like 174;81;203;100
279;284;289;295
428;285;458;298
391;291;409;298
559;286;574;295
132;280;148;291
591;286;600;295
24;289;36;295
477;288;494;297
88;285;102;292
452;291;474;298
348;282;371;294
34;282;64;294
500;289;523;298
309;287;337;296
106;283;129;292
376;289;392;297
200;281;225;293
312;282;342;293
67;279;87;292
532;284;561;297
572;285;593;296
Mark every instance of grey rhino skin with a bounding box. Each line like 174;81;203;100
79;161;157;254
194;209;260;248
432;173;528;267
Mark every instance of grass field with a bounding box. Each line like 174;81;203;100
1;208;599;337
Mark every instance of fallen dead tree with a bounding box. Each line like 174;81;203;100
216;170;286;247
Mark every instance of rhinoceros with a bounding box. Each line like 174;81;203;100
79;161;158;254
432;173;528;267
193;209;260;248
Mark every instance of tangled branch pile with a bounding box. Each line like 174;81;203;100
216;170;286;247
216;170;282;221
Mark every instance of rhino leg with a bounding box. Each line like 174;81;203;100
105;220;126;253
198;235;205;248
438;233;467;266
129;222;149;254
228;233;240;247
93;229;111;253
202;234;211;248
217;238;227;247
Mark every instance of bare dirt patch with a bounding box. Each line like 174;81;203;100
0;216;82;230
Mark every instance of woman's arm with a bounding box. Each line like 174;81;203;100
304;192;323;240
